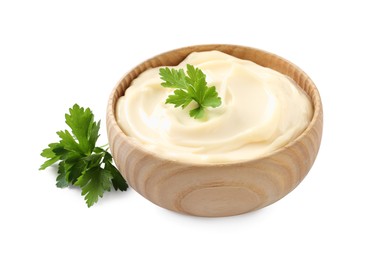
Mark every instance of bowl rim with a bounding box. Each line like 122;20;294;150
107;44;323;167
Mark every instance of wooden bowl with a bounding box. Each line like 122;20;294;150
106;44;323;217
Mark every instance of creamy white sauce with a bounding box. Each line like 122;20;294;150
116;51;313;163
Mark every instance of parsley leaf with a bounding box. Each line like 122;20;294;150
159;64;222;119
40;104;128;207
75;167;112;207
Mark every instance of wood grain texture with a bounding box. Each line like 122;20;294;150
106;44;323;217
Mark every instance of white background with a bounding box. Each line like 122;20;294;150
1;0;372;259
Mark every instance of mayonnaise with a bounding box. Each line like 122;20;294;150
116;51;313;163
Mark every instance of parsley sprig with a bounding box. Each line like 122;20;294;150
39;104;128;207
159;64;222;119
